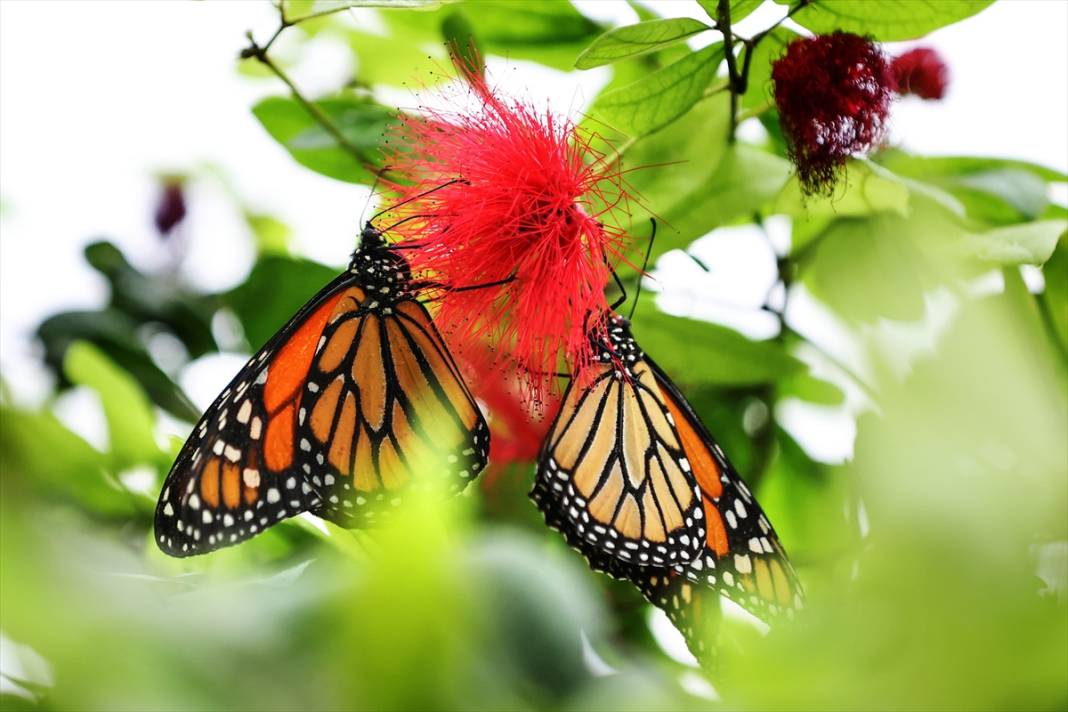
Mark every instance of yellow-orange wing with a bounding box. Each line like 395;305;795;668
649;358;804;618
154;277;364;557
532;356;705;568
297;297;489;526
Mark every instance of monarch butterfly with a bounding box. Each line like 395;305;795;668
532;313;802;623
154;221;490;557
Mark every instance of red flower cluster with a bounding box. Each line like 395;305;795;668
891;47;950;100
772;31;895;195
383;65;632;405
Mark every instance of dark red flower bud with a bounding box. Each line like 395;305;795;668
154;180;186;236
891;47;950;100
772;31;895;195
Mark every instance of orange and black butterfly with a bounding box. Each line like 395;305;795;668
154;222;489;557
531;313;802;623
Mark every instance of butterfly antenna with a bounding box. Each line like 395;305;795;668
628;218;656;321
358;168;388;231
369;178;467;225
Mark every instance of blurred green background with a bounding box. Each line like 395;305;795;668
1;1;1066;710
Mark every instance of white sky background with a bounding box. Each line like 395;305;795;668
1;0;1066;460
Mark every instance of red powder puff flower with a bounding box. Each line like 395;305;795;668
382;63;632;405
772;31;895;195
891;47;950;100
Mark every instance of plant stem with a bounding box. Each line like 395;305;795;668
240;3;387;177
716;0;740;143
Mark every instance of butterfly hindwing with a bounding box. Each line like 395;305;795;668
649;358;804;616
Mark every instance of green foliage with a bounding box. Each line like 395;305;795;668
252;95;395;184
593;43;726;137
780;0;996;41
63;341;164;471
575;18;711;69
223;255;340;348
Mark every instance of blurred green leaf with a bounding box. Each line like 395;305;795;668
698;0;765;23
452;0;603;71
778;368;845;406
36;309;199;422
619;93;731;257
0;405;135;517
223;255;340;348
595;43;725;137
776;159;910;223
656;143;790;247
245;213;293;255
64;341;163;470
85;241;218;358
252;94;395;184
740;27;797;110
756;428;855;562
441;10;484;76
633;301;804;385
960;220;1067;266
575;18;711;69
287;0;453;16
876;150;1065;226
800;212;938;324
1041;236;1068;353
780;0;994;41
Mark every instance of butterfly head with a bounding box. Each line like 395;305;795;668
349;222;413;296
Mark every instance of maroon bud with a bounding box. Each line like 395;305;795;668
154;180;187;236
891;47;950;100
772;31;895;196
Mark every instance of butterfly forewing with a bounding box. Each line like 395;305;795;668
154;277;360;556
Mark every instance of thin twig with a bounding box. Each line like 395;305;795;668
240;3;388;178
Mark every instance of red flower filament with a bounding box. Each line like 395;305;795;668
772;31;895;195
383;68;631;404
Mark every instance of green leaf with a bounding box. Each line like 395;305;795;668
595;43;725;136
223;255;340;348
632;301;804;386
36;309;199;422
776;159;910;222
575;18;711;69
252;95;395;184
454;0;603;71
613;93;730;257
245;213;293;255
653;143;790;254
84;240;218;358
441;10;484;76
800;212;938;324
875;151;1066;226
698;0;765;23
778;369;846;406
64;341;163;469
1041;237;1068;353
740;27;797;110
287;0;454;16
0;405;136;516
783;0;994;41
960;220;1068;266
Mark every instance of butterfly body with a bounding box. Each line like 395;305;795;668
155;225;489;557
